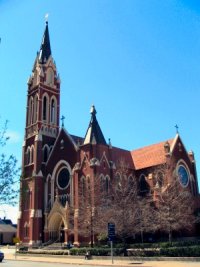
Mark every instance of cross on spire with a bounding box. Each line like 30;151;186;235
45;13;49;23
175;124;179;134
61;115;65;127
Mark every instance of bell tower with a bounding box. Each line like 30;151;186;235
26;20;60;141
17;21;60;245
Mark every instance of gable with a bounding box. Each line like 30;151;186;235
46;128;78;173
170;134;193;166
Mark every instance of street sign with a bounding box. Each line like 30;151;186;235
108;222;115;241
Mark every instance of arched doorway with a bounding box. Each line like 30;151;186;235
48;212;66;242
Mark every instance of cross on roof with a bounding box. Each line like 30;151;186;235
61;115;65;127
175;124;179;134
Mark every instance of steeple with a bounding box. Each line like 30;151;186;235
26;20;60;138
84;105;107;145
39;21;52;63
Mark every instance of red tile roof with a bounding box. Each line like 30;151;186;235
112;146;135;169
131;139;174;170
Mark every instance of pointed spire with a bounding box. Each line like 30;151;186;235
39;21;52;63
84;105;107;145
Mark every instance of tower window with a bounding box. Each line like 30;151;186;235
28;97;34;125
42;95;48;121
43;145;49;162
26;147;31;165
50;98;56;124
33;95;38;123
24;222;29;237
30;146;34;163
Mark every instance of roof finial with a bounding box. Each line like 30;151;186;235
175;124;179;134
61;115;65;127
108;138;112;149
45;13;49;24
90;105;97;116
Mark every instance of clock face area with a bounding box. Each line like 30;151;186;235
177;165;189;187
57;168;70;190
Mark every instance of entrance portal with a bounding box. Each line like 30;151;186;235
48;213;65;242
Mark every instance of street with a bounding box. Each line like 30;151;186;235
1;260;99;267
1;248;200;267
1;259;200;267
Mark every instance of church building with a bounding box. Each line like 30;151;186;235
17;22;200;246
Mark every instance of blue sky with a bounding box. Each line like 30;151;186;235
0;0;200;222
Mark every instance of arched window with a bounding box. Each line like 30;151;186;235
43;145;49;162
50;97;56;124
33;95;38;123
28;97;34;125
115;172;121;190
42;95;49;121
104;175;110;194
139;174;149;195
24;222;29;237
30;146;34;163
26;147;31;165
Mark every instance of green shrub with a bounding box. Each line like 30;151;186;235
160;246;200;257
128;240;200;249
17;249;69;255
70;248;87;255
127;248;160;257
128;245;200;257
69;247;124;256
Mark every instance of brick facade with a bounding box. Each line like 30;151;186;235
17;22;200;246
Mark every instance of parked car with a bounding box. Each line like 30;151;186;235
0;251;4;262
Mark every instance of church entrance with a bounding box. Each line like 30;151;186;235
48;213;66;242
47;198;72;244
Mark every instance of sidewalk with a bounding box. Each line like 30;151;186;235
1;247;200;267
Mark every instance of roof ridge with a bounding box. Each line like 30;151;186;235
131;138;174;152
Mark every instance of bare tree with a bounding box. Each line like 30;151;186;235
105;159;138;246
78;173;108;247
134;196;158;243
154;164;195;242
0;120;19;205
